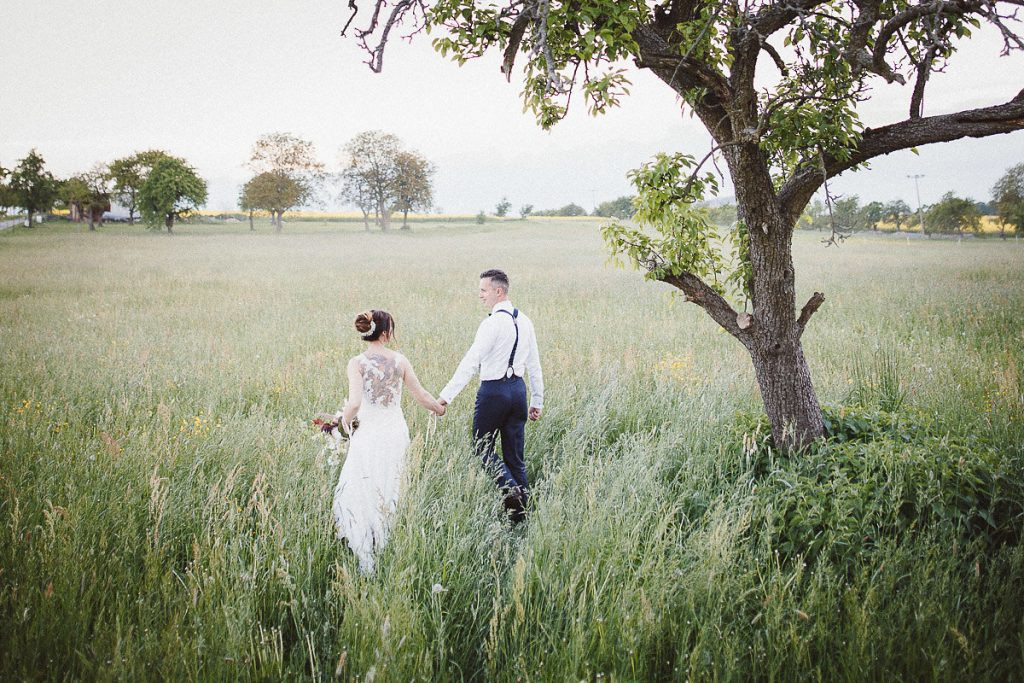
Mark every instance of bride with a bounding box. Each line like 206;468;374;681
331;309;445;574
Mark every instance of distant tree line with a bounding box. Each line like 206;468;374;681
484;165;1024;238
0;130;439;234
796;166;1024;239
4;148;1021;240
0;148;206;232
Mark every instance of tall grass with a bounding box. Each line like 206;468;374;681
1;220;1022;679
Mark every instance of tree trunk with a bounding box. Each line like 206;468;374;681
274;210;283;232
248;209;254;231
734;157;826;451
361;209;370;231
165;213;174;233
402;209;409;229
749;338;824;449
88;211;95;231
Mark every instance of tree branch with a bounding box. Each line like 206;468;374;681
760;38;788;75
659;271;753;343
501;3;535;80
632;23;734;138
779;89;1024;218
909;42;940;118
796;291;825;336
752;0;835;37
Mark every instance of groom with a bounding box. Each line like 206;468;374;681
439;269;544;523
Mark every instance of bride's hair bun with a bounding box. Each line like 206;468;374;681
354;310;375;335
354;309;395;342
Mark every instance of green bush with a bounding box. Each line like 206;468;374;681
731;406;1024;574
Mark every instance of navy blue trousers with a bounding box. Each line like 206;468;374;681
473;376;529;493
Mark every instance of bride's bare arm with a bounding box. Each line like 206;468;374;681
340;357;362;432
402;357;445;415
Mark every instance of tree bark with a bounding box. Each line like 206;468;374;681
749;335;824;450
274;210;283;232
88;211;95;231
402;209;409;229
248;209;254;231
165;213;174;233
733;146;826;450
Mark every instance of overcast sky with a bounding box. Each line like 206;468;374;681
2;0;1022;213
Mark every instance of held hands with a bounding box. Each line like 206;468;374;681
529;407;542;421
434;398;447;417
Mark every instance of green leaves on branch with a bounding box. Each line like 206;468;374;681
602;152;752;307
428;0;639;128
763;13;865;180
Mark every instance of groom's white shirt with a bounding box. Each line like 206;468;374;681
440;300;544;409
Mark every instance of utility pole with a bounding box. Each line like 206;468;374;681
907;174;926;236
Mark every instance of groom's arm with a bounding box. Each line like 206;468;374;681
439;321;493;405
526;324;544;413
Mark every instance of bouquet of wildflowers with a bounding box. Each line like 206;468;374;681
312;413;358;463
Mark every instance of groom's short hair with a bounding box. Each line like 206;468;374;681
480;269;510;292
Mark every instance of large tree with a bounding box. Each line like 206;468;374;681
137;156;207;233
108;150;171;224
340;130;403;230
927;191;982;234
239;171;311;232
339;163;376;231
393;150;436;228
594;195;637;219
992;162;1024;238
247;133;324;231
860;200;885;231
883;199;912;231
82;164;112;230
59;176;89;224
344;0;1024;450
0;164;13;217
59;166;111;231
8;149;59;227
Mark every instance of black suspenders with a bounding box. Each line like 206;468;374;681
494;308;519;378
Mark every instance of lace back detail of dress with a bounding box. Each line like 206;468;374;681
359;353;404;409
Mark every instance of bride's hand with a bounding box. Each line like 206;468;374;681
434;401;446;417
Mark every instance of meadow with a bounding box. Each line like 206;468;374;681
1;217;1022;680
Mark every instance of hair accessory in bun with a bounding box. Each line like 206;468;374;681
359;310;377;339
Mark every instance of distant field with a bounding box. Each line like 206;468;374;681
1;219;1022;679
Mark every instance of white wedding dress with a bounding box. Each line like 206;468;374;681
332;351;410;574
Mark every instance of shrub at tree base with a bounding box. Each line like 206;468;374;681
730;405;1023;576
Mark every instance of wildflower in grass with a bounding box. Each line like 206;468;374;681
657;353;696;384
178;411;216;437
14;399;44;417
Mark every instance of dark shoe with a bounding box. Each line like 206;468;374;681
503;489;528;525
502;491;522;521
